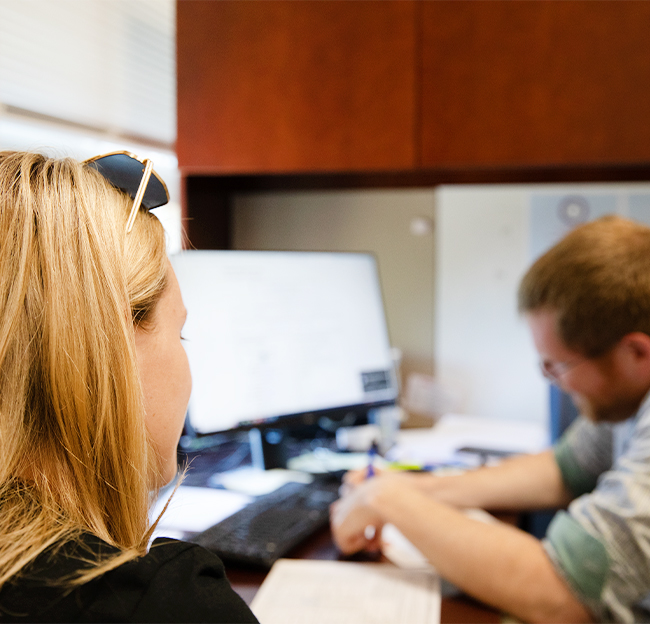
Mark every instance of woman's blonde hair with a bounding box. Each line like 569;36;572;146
0;151;168;585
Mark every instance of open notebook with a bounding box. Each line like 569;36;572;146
251;524;441;624
249;510;501;623
251;558;440;624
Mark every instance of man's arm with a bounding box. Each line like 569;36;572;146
343;450;574;510
415;449;575;510
330;473;592;623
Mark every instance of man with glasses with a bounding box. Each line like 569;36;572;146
332;215;650;623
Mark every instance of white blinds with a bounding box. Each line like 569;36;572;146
0;0;175;146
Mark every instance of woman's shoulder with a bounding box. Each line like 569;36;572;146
0;535;258;623
96;537;258;622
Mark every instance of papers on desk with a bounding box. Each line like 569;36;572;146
287;449;372;474
150;485;252;540
251;559;441;624
386;413;549;468
208;466;313;496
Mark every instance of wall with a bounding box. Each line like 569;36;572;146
436;183;650;425
234;183;650;428
232;189;436;386
435;186;543;423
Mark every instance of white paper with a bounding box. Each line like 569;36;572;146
251;559;440;624
386;413;549;467
381;523;434;571
150;485;252;538
287;448;372;474
208;466;313;496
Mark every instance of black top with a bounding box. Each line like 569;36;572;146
0;535;258;623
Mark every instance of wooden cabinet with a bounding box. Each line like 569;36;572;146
178;0;650;178
177;0;417;174
420;1;650;168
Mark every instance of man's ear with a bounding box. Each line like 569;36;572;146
618;332;650;373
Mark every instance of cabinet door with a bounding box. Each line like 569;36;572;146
420;1;650;168
177;0;417;173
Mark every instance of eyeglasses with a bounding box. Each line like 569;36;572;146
84;151;169;233
538;356;588;383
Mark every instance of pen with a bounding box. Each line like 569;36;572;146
366;442;377;478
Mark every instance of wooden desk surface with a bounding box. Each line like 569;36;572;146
224;526;502;624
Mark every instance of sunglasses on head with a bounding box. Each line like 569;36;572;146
84;151;170;233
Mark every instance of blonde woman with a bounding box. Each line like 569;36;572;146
0;151;257;622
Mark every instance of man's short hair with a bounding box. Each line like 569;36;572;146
518;215;650;356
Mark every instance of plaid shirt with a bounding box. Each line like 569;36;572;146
544;392;650;622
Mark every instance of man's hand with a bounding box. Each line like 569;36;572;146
330;476;387;554
329;464;593;623
332;472;429;553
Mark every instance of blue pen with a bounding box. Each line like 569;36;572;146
366;442;377;478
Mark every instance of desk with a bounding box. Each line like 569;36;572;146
224;525;503;624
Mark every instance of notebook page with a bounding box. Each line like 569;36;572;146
251;559;440;624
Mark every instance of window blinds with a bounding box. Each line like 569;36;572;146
0;0;175;146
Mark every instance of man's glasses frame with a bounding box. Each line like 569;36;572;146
539;356;589;383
